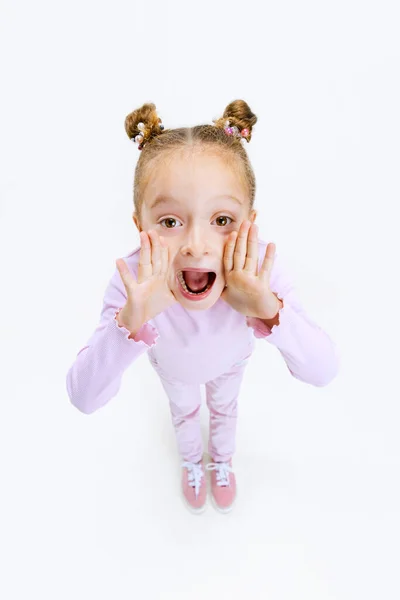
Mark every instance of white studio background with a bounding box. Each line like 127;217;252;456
1;1;399;599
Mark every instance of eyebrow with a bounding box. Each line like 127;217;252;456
149;194;243;210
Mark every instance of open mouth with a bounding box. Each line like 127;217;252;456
177;270;217;300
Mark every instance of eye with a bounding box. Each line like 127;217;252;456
213;216;233;227
159;217;182;228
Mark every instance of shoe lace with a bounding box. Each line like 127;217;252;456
206;462;233;487
182;461;204;497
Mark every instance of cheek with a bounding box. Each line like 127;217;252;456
218;232;231;253
163;237;177;253
156;227;181;254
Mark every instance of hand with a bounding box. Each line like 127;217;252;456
220;220;281;319
116;229;177;335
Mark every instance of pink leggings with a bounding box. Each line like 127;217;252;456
155;354;251;463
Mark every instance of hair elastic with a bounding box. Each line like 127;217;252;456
131;117;248;150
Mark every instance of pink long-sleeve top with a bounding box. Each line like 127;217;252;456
66;239;339;414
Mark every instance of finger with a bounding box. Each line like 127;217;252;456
259;242;276;283
160;235;169;276
116;258;137;295
223;231;237;273
233;220;251;271
148;229;162;275
138;231;152;282
243;223;259;273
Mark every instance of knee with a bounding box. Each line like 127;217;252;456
171;404;201;426
207;401;238;418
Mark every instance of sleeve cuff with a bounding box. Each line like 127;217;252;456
246;295;286;338
113;309;159;347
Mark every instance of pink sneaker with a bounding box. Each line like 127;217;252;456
181;460;207;514
206;460;236;513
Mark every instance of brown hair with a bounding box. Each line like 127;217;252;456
124;100;258;221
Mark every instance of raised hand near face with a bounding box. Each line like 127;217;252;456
220;220;281;319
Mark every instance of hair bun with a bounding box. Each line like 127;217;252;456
124;102;165;148
213;99;257;142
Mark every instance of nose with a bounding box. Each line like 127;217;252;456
180;224;210;258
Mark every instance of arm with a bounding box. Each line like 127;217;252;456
66;267;159;415
246;249;339;387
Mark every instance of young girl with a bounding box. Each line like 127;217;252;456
66;100;339;514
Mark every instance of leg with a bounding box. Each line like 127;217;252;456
157;373;203;464
205;354;251;462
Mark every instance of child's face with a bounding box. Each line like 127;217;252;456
133;150;256;311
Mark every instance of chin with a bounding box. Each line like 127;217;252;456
181;294;220;311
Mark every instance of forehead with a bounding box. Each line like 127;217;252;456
142;149;247;206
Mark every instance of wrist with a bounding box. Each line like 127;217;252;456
258;295;283;327
115;308;144;338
